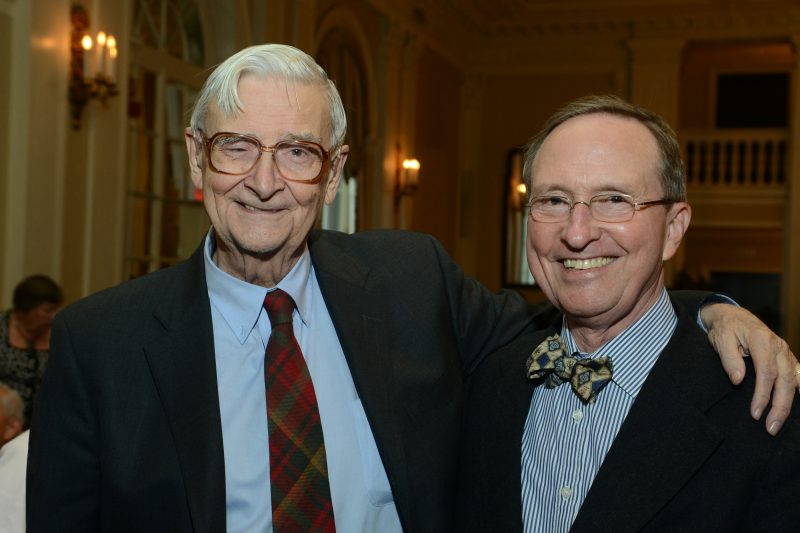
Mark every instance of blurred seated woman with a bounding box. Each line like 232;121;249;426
0;275;62;427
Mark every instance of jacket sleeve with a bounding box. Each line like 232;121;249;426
422;234;540;374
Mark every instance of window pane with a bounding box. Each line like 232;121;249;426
127;0;205;278
126;195;153;266
133;0;204;66
716;73;789;128
164;82;198;201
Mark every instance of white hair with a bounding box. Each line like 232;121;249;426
189;44;347;148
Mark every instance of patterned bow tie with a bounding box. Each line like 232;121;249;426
525;334;613;404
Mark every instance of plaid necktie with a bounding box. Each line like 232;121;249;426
264;289;335;532
525;333;613;404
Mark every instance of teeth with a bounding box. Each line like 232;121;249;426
243;205;257;211
563;257;614;270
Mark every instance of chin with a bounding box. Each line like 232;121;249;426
236;240;285;257
558;293;614;316
217;231;277;255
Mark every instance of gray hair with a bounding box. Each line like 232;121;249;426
189;44;347;148
0;383;23;424
522;94;686;202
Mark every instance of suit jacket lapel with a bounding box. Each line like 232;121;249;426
143;244;227;533
307;233;410;513
571;300;731;532
474;327;557;531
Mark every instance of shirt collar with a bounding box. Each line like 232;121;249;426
561;288;677;398
203;231;313;344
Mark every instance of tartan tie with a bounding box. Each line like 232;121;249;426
264;289;335;532
525;333;613;404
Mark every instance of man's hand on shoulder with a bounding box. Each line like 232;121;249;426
700;303;799;436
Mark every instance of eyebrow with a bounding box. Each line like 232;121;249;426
531;188;641;200
281;132;324;144
227;131;324;147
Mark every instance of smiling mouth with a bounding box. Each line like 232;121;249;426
562;257;614;270
238;202;282;213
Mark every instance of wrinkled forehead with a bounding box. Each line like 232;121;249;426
205;75;333;139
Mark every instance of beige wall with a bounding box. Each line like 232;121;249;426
410;46;462;255
26;0;69;283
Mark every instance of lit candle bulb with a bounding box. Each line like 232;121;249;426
106;35;116;82
81;34;93;78
108;46;118;83
96;31;106;78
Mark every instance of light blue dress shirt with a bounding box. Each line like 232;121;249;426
521;289;677;533
203;233;402;533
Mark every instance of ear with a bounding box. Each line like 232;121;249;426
662;201;691;261
2;417;22;443
324;145;349;205
185;127;205;190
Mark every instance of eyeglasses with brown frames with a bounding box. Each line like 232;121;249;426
195;130;335;184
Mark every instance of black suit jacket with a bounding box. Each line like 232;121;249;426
27;230;541;533
457;293;800;532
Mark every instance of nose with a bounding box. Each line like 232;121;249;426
562;201;601;249
246;151;285;198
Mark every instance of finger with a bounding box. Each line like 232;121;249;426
796;361;800;392
708;328;746;385
745;331;778;421
764;355;798;435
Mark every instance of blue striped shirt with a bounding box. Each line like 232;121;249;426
521;289;677;532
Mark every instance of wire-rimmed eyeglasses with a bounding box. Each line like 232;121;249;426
528;193;674;223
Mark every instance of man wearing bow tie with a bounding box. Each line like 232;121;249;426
457;95;800;532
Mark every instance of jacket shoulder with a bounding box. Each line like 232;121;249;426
58;258;197;324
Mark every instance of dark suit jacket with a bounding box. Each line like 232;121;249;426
457;293;800;532
26;230;542;533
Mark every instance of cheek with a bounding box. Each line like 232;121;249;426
207;175;237;196
203;178;244;218
525;226;553;280
288;184;323;208
526;224;555;263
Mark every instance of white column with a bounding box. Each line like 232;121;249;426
0;0;33;306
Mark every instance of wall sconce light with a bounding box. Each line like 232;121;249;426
400;158;420;192
395;145;421;210
508;150;528;211
515;182;528;209
69;4;119;130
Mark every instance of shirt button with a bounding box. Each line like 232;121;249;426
560;486;573;499
572;409;584;422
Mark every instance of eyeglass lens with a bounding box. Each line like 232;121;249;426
209;135;324;180
530;194;635;222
